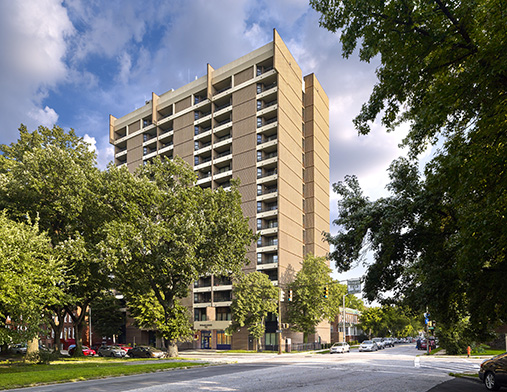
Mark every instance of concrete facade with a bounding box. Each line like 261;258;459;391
109;30;330;350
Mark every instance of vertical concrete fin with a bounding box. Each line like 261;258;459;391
109;114;116;144
207;64;215;100
152;92;159;124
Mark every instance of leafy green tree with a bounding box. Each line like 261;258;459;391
286;254;345;342
227;272;279;352
89;292;125;344
0;212;62;349
358;307;383;339
359;305;421;338
0;125;110;355
311;0;507;343
100;157;256;357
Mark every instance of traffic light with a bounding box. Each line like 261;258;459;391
288;289;293;302
280;289;285;302
324;285;329;299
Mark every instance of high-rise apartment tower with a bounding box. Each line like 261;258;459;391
109;30;329;350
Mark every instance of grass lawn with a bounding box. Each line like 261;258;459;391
471;349;504;356
0;357;207;390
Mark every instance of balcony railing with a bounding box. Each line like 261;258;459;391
194;297;212;303
259;152;277;161
216;118;231;126
215;86;231;94
217;134;232;142
215;102;231;111
216;166;231;174
216;150;231;159
258;169;277;178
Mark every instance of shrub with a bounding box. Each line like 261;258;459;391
25;350;60;364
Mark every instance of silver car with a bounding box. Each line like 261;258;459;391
330;342;350;354
359;340;378;352
98;345;126;358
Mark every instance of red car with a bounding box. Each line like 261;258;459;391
419;339;436;350
117;344;133;353
68;345;96;356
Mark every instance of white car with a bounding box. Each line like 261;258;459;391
372;338;385;349
330;342;350;354
359;340;379;352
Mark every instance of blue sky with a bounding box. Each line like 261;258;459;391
0;0;417;289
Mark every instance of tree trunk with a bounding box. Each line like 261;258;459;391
67;305;88;357
48;308;65;353
167;340;178;357
73;320;85;356
27;338;39;355
257;336;262;352
303;332;308;344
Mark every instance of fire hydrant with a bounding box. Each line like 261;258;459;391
467;346;471;357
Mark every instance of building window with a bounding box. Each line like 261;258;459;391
273;254;278;263
257;237;262;246
257;185;262;196
257;201;262;212
257;253;262;263
194;111;200;120
195;126;200;135
257;83;262;94
257;151;262;162
257;168;262;178
257;117;263;128
143;147;148;156
257;100;262;110
194;156;199;166
257;219;262;230
265;333;278;346
195;141;199;151
217;330;232;344
257;134;262;145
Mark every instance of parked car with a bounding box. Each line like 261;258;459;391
384;338;394;347
98;345;126;358
372;338;385;349
10;343;27;354
127;346;166;358
68;345;96;356
419;338;437;350
479;352;507;391
359;340;378;352
330;342;350;354
117;344;133;353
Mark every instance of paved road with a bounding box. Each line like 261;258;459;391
5;345;487;392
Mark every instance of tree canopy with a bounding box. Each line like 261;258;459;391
0;213;62;346
312;0;507;341
101;157;256;356
286;254;346;342
0;125;115;355
227;271;279;351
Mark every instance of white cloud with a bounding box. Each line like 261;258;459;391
82;134;97;153
0;0;73;142
28;106;59;127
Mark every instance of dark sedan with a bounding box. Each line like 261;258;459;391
127;346;166;358
479;352;507;390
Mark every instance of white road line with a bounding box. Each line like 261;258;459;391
414;357;420;368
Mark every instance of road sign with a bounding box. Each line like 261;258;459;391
347;279;361;294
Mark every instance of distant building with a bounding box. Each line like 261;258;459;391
331;307;363;343
109;29;330;350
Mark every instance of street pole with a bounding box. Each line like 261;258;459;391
278;287;282;355
89;306;92;347
342;293;346;343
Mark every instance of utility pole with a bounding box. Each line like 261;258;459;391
342;293;346;343
278;288;284;355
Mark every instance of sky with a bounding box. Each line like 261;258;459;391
0;0;415;293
